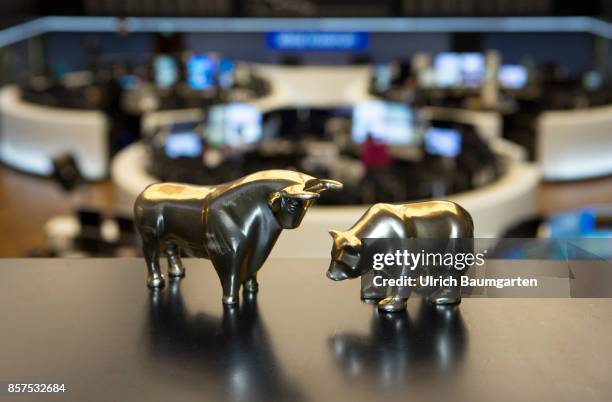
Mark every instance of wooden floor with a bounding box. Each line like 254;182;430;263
0;163;611;257
0;165;115;257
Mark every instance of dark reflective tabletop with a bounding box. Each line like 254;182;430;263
0;259;611;402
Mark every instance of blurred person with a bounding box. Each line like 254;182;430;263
360;134;394;203
360;133;391;169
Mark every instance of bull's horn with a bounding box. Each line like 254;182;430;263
304;178;343;194
280;184;320;200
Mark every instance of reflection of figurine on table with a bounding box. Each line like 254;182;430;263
329;303;467;390
146;278;304;402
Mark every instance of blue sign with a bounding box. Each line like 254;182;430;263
266;31;369;51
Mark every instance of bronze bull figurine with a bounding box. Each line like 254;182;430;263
134;170;342;305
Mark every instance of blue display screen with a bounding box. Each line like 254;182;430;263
352;101;415;146
187;54;216;90
164;133;202;159
119;75;138;90
434;52;485;88
218;58;235;89
266;31;369;51
499;65;528;89
206;103;262;147
154;55;178;88
424;127;462;157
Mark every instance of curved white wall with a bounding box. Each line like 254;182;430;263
252;65;375;110
0;86;108;179
537;105;612;181
112;141;539;257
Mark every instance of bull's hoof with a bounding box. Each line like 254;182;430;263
377;296;407;312
168;265;185;278
243;279;259;293
147;274;165;289
429;288;461;305
222;295;239;305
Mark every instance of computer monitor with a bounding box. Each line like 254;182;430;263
351;101;415;146
373;65;392;93
424;127;462;157
186;54;216;90
218;58;235;89
498;65;528;89
164;132;203;159
434;53;485;88
119;75;138;90
206;103;263;147
461;53;485;87
434;53;462;87
153;55;178;88
582;71;603;91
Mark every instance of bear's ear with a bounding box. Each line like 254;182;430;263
304;178;343;194
329;229;343;242
329;229;346;246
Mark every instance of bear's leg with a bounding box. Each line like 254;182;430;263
361;283;383;301
244;273;259;293
428;287;461;305
165;244;185;278
376;263;413;310
377;295;408;312
143;236;164;289
428;238;470;305
429;266;462;305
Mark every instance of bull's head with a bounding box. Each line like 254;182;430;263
268;178;342;229
326;230;364;281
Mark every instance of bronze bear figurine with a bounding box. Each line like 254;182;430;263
326;201;474;312
134;170;342;305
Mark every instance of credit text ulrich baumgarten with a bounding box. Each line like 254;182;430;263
370;250;538;289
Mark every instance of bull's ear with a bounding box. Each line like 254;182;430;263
268;191;282;211
304;178;343;194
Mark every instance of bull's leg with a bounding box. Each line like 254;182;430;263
143;237;164;289
243;273;258;293
165;244;185;278
211;253;242;306
221;273;241;305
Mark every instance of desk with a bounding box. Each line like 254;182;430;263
0;258;610;402
111;141;539;249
